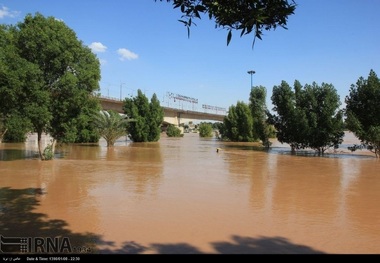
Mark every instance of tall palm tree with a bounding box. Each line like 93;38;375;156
93;110;133;147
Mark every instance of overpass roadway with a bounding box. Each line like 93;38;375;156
99;97;225;126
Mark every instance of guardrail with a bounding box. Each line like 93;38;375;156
99;96;227;116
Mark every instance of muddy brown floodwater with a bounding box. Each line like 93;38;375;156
0;132;379;254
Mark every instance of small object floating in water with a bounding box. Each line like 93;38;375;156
216;148;221;153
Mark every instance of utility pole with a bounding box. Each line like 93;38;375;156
247;70;256;88
120;83;126;101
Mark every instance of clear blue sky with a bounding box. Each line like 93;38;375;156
1;0;379;111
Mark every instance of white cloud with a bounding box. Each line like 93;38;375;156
89;42;107;53
117;48;138;61
0;6;20;19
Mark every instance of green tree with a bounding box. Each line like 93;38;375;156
345;70;380;158
72;95;101;143
301;82;344;154
199;123;213;137
123;90;164;142
270;80;344;155
212;122;223;130
0;24;45;144
2;114;32;143
166;125;183;137
93;110;131;147
269;80;308;152
157;0;297;46
0;14;101;159
149;93;164;141
221;101;254;142
249;85;271;147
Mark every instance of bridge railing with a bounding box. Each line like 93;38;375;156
99;96;227;116
99;95;123;101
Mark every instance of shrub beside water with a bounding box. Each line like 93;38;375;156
166;125;183;137
199;123;213;138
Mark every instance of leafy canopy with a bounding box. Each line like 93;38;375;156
220;101;254;142
345;70;380;157
269;80;344;154
166;124;183;137
123;90;164;142
157;0;297;45
249;85;271;147
0;13;101;159
199;123;213;137
93;110;131;147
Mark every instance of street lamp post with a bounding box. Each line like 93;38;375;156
120;83;126;101
247;70;256;88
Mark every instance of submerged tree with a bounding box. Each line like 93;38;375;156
0;14;101;159
270;80;344;155
156;0;297;46
199;123;213;138
166;124;183;137
93;110;131;147
269;80;308;152
220;101;254;142
249;85;271;147
149;93;165;142
301;82;344;154
0;24;46;145
345;70;380;158
123;90;164;142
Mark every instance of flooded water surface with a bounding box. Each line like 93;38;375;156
0;132;379;254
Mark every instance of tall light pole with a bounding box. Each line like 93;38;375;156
120;82;126;101
247;70;256;88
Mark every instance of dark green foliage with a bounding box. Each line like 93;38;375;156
345;70;380;157
301;82;344;154
220;87;272;145
123;90;164;142
220;101;254;142
149;93;164;142
249;86;271;147
2;114;32;143
166;125;183;137
0;14;101;159
0;24;44;143
157;0;297;46
199;123;213;138
212;122;223;130
75;129;100;143
269;80;305;151
269;80;344;154
73;96;101;143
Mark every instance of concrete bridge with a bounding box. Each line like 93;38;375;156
99;97;225;126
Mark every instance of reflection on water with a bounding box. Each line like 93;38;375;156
0;132;379;254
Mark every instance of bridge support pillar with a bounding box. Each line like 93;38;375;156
177;112;181;126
